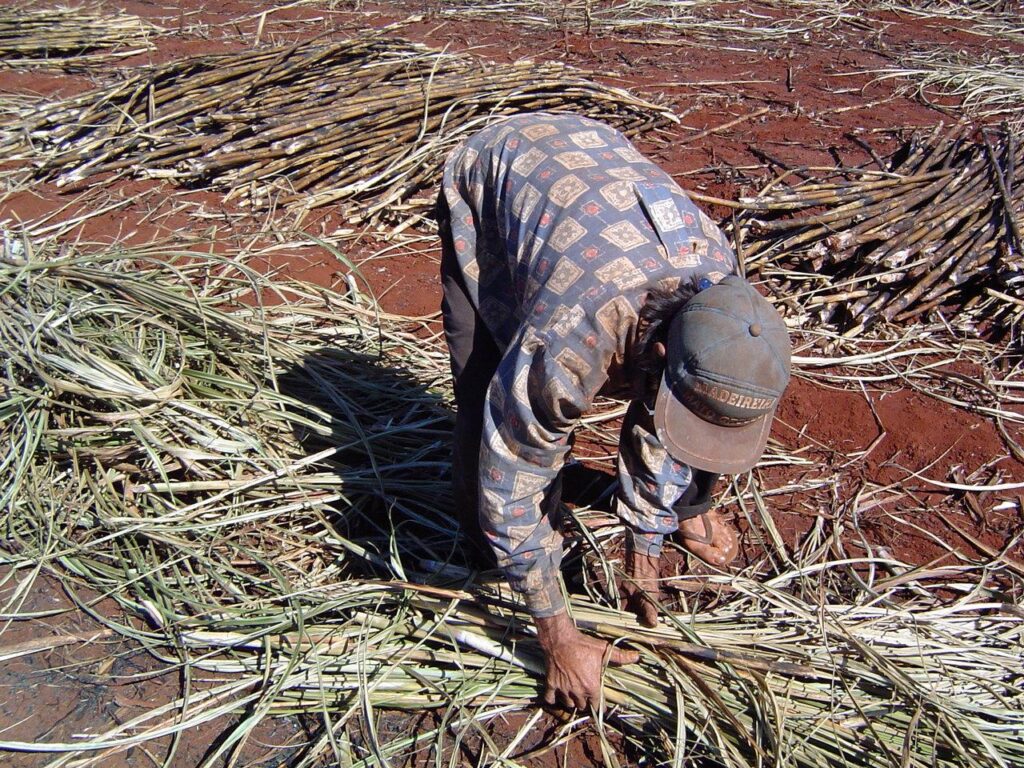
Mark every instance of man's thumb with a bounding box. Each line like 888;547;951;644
608;646;640;666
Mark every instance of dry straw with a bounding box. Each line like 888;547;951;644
382;0;1023;46
385;0;814;42
869;1;1024;45
0;31;674;226
876;49;1024;130
1;236;1021;766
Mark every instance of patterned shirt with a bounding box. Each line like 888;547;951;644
441;113;738;617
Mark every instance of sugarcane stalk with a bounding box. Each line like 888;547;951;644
868;164;994;268
871;204;990;322
982;128;1024;258
737;169;954;212
895;242;999;324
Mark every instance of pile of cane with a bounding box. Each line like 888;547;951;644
0;32;673;225
738;125;1023;339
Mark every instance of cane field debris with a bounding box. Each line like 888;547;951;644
1;239;1022;766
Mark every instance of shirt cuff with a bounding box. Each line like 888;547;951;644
628;528;665;558
516;572;567;618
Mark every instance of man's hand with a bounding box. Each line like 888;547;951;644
622;549;660;627
535;611;639;710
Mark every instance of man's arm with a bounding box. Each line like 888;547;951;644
614;397;693;624
614;363;737;626
478;324;639;706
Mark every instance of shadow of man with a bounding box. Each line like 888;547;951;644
276;337;621;585
277;345;481;582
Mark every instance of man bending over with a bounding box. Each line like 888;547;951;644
438;112;791;710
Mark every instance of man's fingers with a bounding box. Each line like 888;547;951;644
608;646;640;665
627;590;659;627
618;585;631;612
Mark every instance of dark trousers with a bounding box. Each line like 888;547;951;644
438;195;502;563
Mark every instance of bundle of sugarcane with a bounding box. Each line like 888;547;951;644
12;578;1021;768
0;5;157;67
2;237;1022;767
736;124;1023;338
0;32;674;225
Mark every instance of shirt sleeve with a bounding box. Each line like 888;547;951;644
615;398;694;557
478;321;611;617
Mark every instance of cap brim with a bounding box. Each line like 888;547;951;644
653;375;774;474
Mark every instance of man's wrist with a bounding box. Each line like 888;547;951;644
627;528;664;558
535;610;579;652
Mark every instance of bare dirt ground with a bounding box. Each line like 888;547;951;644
1;1;1022;765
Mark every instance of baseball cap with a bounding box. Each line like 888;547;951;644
653;275;791;474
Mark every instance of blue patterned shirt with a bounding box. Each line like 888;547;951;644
442;113;737;616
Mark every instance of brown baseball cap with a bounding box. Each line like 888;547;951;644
653;275;791;474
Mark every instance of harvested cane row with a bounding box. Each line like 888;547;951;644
388;0;1023;45
0;32;674;225
387;0;814;41
0;5;158;67
2;239;1022;766
736;124;1023;340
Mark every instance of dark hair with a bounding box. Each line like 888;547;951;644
635;277;700;373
